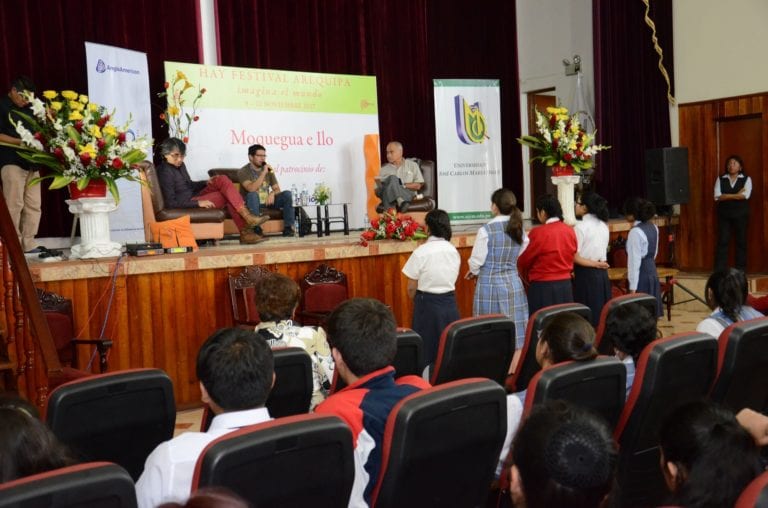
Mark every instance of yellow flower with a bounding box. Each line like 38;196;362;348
88;102;100;112
79;144;97;157
69;101;85;111
168;105;180;116
69;111;84;121
50;101;63;111
61;90;78;101
182;80;193;91
79;94;89;103
43;90;58;100
89;125;102;138
546;106;558;114
176;70;187;81
552;130;561;139
102;124;117;137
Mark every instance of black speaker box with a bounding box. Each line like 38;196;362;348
645;147;689;205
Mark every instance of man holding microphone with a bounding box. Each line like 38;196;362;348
238;144;296;237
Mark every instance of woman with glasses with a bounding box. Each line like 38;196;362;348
156;137;268;244
573;192;611;326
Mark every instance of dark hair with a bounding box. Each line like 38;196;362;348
580;192;609;222
256;272;300;322
0;406;75;482
425;209;452;241
622;197;655;222
0;393;40;418
540;312;597;364
604;303;656;363
724;155;745;175
512;400;617;508
535;194;564;221
10;76;35;93
325;298;396;377
660;400;761;508
248;144;266;156
196;328;274;411
491;188;523;244
705;268;749;323
159;137;186;157
158;487;249;508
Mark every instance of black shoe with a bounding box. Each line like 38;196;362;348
375;203;385;214
282;227;295;237
253;226;264;236
398;201;410;213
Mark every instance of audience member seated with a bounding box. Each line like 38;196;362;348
735;407;768;446
314;298;431;507
0;395;75;483
374;141;424;213
508;400;618;508
254;272;334;409
135;328;274;508
602;302;657;398
659;400;763;508
696;268;763;338
156;137;268;244
514;312;598;405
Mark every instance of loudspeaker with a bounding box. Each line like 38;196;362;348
645;147;689;205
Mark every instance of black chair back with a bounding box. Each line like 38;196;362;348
430;315;515;386
266;347;313;417
193;414;354;508
45;369;175;481
524;357;626;428
506;303;592;392
0;462;136;508
710;317;768;413
614;332;718;508
371;378;507;508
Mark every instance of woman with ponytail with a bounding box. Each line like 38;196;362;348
573;192;611;326
696;267;763;338
466;188;529;350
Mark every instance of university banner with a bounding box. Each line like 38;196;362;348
433;79;502;221
85;42;152;241
164;62;379;229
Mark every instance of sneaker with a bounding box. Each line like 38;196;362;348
25;247;44;254
398;201;410;213
282;227;295;237
239;230;267;245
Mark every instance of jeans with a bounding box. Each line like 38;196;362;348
246;190;295;228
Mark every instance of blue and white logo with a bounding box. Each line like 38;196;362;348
96;59;106;73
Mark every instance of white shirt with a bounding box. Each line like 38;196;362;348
574;213;609;262
135;407;271;508
626;221;658;291
696;306;764;338
402;236;460;293
495;394;524;478
468;215;529;275
714;173;752;200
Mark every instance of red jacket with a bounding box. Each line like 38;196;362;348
517;220;577;282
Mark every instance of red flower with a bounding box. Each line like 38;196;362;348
33;132;44;141
360;240;368;247
164;82;170;89
96;116;108;127
95;154;108;167
362;230;376;241
193;115;199;122
549;115;557;128
67;139;77;149
53;147;65;161
117;132;126;144
563;153;573;162
371;218;380;229
112;157;124;169
200;88;207;94
79;152;91;165
385;222;397;235
183;136;189;143
552;138;558;149
159;113;166;121
74;120;84;132
97;138;106;150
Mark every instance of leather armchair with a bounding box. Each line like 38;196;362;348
406;158;436;212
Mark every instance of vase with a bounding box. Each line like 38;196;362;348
551;166;575;177
67;186;122;259
68;179;108;199
551;175;581;226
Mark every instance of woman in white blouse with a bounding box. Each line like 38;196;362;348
573;192;611;326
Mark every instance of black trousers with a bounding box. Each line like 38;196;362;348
715;212;748;271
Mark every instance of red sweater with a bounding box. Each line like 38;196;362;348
517;220;577;282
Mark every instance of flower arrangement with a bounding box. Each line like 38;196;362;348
157;70;206;143
10;90;151;202
359;208;428;246
313;182;331;205
517;106;609;174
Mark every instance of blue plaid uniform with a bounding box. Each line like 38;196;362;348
473;220;528;348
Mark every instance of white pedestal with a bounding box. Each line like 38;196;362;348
551;175;581;226
67;198;123;259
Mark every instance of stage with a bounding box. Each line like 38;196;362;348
30;216;677;408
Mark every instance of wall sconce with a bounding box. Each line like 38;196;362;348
563;55;581;76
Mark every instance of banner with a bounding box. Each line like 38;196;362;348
85;42;152;241
433;79;502;221
164;62;379;229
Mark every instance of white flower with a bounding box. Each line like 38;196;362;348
29;96;47;120
16;125;44;151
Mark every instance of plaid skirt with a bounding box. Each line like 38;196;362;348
473;272;528;349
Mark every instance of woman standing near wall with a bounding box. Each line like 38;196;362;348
573;192;611;326
714;155;751;272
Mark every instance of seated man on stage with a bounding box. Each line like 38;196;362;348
238;144;296;237
314;298;431;507
135;328;274;507
375;141;424;213
156;137;267;244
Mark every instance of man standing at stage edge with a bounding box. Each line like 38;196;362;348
375;141;424;213
238;144;296;237
0;76;42;253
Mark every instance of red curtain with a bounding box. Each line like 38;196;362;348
593;0;674;213
0;0;200;237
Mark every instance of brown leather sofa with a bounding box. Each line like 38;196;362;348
138;161;225;241
208;168;284;235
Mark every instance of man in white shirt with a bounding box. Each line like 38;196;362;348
135;328;274;508
375;141;424;213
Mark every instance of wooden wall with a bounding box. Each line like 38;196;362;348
678;93;767;271
40;248;477;408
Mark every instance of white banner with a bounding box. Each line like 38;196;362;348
86;42;151;241
164;62;379;229
433;79;503;221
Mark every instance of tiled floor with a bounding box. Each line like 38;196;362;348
172;272;718;436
